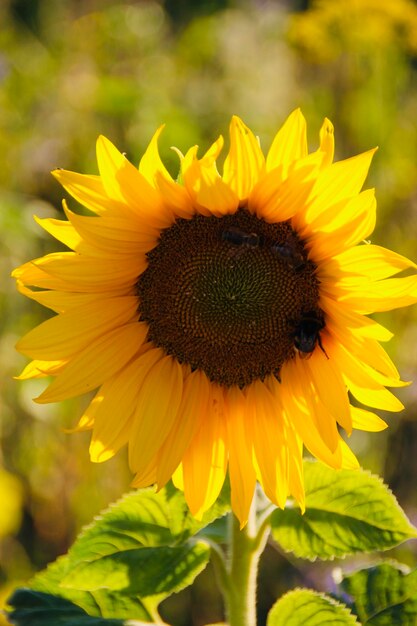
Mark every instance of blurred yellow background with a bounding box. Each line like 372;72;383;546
2;0;417;624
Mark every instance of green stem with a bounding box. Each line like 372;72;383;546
222;499;271;626
209;539;232;597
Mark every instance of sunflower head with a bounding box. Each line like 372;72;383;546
137;206;322;388
13;110;417;526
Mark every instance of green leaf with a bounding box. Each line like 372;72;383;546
267;589;359;626
340;561;417;625
60;481;228;596
62;542;211;596
270;461;416;559
69;480;229;562
7;589;128;626
7;482;230;624
27;554;158;620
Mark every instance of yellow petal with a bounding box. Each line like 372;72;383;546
182;385;227;519
225;386;257;527
267;376;305;509
336;275;417;313
246;381;288;509
181;146;212;216
317;117;334;167
156;369;210;489
128;356;184;474
171;463;184;491
324;311;403;385
66;392;101;433
338;439;360;470
155;170;195;219
89;353;163;463
247;165;284;216
182;139;239;216
16;296;139;360
34;216;83;251
30;252;144;292
304;348;352;435
223;116;265;202
327;340;404;412
139;125;172;184
307;189;376;234
305;191;376;262
253;153;319;223
305;149;377;223
35;323;148;403
281;359;344;469
36;207;115;259
320;295;393;342
16;359;66;380
131;461;158;488
12;259;76;292
139;125;194;218
266;109;308;174
290;355;341;453
284;420;305;512
95;135;140;203
64;205;157;255
52;170;116;215
15;283;101;313
350;406;388;432
324;244;417;282
96;135;172;228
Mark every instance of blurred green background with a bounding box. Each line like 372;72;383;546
2;0;417;623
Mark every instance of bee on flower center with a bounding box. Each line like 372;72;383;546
293;312;328;358
221;227;261;248
271;242;306;271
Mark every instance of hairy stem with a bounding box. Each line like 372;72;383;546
223;499;271;626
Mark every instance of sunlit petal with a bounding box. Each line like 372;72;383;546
223;116;265;202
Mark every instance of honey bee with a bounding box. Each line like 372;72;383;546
293;312;328;358
221;227;260;248
271;242;306;271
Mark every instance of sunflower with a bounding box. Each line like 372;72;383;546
13;110;417;526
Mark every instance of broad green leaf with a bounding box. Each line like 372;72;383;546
60;482;227;596
62;542;211;596
267;589;359;626
6;589;128;626
7;482;230;624
340;561;417;625
69;480;229;564
270;461;416;559
27;555;157;620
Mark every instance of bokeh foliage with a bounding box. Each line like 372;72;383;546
2;0;417;624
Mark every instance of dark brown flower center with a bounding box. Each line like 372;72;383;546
137;208;322;388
